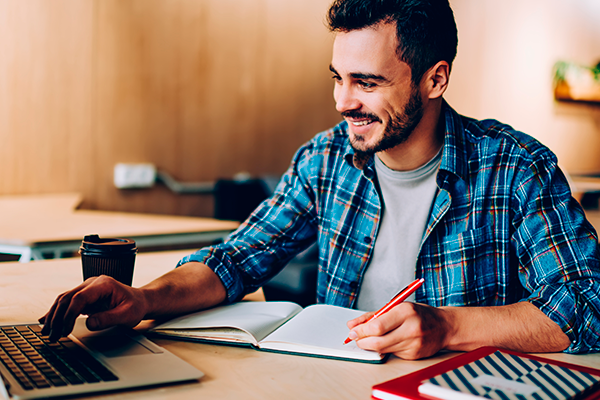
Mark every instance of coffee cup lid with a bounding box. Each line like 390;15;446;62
81;234;137;252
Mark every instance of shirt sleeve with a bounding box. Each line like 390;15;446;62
512;152;600;353
177;142;319;303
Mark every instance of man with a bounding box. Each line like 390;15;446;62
41;0;600;360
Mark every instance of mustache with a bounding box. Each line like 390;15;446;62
341;110;381;122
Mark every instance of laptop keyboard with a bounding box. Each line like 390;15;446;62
0;324;118;391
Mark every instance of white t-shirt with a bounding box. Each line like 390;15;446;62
356;149;442;311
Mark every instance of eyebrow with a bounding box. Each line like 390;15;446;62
329;64;390;83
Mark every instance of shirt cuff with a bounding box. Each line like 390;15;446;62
176;247;245;304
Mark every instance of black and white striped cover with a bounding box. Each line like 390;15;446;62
419;351;600;400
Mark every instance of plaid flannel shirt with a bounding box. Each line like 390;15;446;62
178;101;600;353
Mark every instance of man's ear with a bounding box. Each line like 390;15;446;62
422;61;450;99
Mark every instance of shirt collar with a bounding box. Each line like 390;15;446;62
439;100;468;182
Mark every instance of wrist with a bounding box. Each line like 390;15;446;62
137;285;162;320
438;306;471;351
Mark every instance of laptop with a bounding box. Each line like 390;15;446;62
0;318;203;399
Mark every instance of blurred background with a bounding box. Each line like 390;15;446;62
1;0;599;217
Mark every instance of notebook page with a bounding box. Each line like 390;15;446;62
153;301;303;344
259;304;381;360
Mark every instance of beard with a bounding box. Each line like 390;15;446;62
344;85;424;157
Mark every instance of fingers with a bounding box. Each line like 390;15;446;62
41;276;129;341
347;303;447;360
354;322;413;356
40;280;92;340
38;313;48;324
59;281;114;338
350;305;407;343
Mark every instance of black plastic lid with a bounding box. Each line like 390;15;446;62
80;234;137;255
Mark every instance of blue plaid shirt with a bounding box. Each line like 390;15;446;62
178;101;600;353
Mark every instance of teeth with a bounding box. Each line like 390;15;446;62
352;120;371;126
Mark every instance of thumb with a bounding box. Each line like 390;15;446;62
85;308;125;331
85;314;106;331
85;302;142;331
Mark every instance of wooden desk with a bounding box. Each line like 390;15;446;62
3;251;600;399
0;193;239;262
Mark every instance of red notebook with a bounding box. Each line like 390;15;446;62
372;346;600;400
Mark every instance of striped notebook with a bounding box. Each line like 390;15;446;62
418;350;600;400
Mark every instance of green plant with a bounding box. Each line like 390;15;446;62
553;60;600;83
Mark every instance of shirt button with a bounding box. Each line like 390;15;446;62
363;237;372;244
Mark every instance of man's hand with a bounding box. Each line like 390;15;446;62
347;302;450;360
346;301;571;360
39;261;227;342
39;275;148;342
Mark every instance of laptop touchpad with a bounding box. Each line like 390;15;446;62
80;333;153;358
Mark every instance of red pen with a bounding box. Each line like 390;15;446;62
343;277;425;345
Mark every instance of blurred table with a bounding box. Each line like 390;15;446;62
0;193;239;262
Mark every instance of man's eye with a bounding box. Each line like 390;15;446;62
331;75;342;83
359;81;375;89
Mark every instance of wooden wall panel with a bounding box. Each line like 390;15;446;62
93;0;339;216
0;0;95;195
0;0;339;217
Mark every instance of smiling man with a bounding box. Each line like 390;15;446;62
42;0;600;360
330;23;436;172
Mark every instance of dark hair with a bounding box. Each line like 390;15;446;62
326;0;458;85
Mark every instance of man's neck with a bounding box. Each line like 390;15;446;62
376;100;444;172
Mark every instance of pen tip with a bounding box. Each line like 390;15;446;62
343;337;352;345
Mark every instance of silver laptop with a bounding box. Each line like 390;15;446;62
0;318;203;399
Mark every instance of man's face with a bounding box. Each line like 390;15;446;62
331;23;424;155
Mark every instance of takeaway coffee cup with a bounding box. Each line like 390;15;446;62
80;234;138;286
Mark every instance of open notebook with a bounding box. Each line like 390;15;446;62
0;318;202;399
149;301;386;363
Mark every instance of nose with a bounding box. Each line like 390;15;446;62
334;83;360;114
